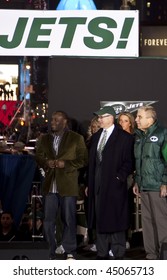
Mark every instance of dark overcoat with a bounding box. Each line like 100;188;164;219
88;125;134;233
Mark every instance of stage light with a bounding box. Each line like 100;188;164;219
20;119;25;126
56;0;97;10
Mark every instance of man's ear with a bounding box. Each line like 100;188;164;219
148;117;154;127
64;119;68;127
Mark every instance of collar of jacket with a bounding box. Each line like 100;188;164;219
52;127;69;138
135;120;159;137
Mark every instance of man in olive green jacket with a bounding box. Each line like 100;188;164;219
35;111;88;259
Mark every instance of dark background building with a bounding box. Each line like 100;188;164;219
0;1;167;24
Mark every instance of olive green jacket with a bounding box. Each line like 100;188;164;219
35;130;88;196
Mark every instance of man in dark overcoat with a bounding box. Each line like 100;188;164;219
87;106;134;259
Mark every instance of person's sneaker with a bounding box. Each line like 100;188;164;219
109;249;114;257
55;245;65;254
90;244;97;252
126;241;130;250
66;254;76;260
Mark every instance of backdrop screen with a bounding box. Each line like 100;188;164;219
48;57;167;132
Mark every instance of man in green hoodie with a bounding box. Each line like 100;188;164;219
133;105;167;260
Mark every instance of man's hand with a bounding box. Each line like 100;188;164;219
55;160;65;168
47;160;56;169
85;186;88;197
160;185;167;197
133;183;140;196
46;160;65;169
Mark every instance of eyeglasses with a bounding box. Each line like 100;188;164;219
98;115;111;119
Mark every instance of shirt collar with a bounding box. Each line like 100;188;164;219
104;124;115;134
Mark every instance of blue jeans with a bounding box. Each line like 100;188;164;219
43;193;77;258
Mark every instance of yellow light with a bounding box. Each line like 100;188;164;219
20;120;25;126
25;63;31;70
147;2;151;8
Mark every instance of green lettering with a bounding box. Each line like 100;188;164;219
26;18;56;48
59;17;87;48
0;18;28;49
84;17;117;49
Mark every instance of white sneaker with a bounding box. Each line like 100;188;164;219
66;254;76;260
55;245;65;254
109;249;114;257
90;244;97;252
126;241;130;250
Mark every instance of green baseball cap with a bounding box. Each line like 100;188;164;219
94;106;116;117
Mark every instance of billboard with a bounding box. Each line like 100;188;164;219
0;64;18;101
140;26;167;57
0;10;139;57
100;101;158;116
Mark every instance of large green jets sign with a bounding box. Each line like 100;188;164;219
0;10;139;57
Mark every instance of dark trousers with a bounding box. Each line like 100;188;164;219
44;193;77;258
141;191;167;260
96;230;126;258
95;191;126;258
95;161;126;259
